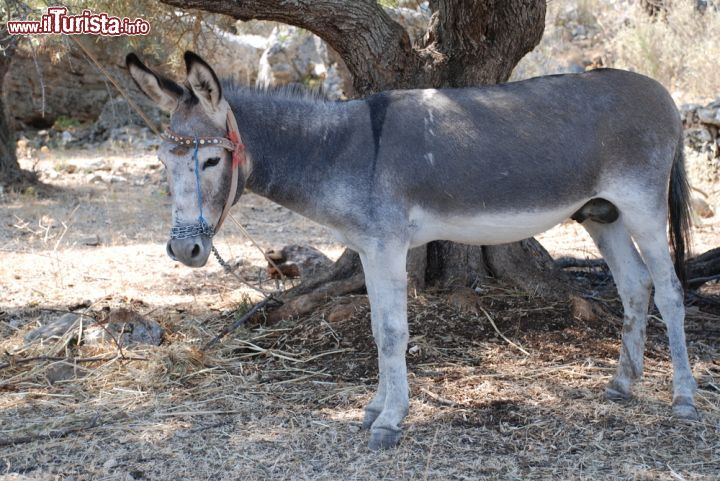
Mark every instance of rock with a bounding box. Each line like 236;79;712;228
256;26;350;99
81;235;102;246
93;97;165;141
203;27;267;84
61;130;74;145
99;173;127;183
684;127;713;149
680;103;702;126
691;193;714;218
4;45;141;129
265;244;333;279
697;107;720;127
256;26;328;87
84;308;163;347
385;6;431;44
44;168;60;180
45;362;83;384
25;313;80;343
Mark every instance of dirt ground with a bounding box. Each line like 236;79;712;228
1;146;719;480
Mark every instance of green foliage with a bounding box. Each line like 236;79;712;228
53;115;80;131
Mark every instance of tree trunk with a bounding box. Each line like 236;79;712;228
160;0;568;305
687;247;720;289
0;27;34;187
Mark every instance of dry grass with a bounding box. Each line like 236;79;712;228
513;0;720;104
610;1;720;103
1;284;719;480
1;147;720;480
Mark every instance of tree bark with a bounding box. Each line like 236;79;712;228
160;0;565;303
687;247;720;289
0;26;35;187
0;27;20;184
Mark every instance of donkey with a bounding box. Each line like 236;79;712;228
127;51;696;450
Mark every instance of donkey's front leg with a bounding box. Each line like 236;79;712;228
360;245;410;450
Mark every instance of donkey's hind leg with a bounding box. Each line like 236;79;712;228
583;219;652;400
620;210;697;418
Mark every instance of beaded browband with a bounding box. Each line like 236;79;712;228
162;129;237;152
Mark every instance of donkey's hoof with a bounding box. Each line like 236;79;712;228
368;427;402;450
604;384;632;402
362;409;381;430
672;397;699;420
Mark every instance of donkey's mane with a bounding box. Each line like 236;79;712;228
220;79;333;105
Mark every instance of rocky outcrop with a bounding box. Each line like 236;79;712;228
255;26;345;98
204;27;267;84
93;96;165;141
4;45;138;129
681;99;720;156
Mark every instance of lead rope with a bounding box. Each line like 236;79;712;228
169;138;215;239
188;138;279;296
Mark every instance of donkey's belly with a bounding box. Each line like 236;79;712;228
407;203;587;248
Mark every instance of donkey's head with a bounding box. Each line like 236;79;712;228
126;51;246;267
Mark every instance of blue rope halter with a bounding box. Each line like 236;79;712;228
169;138;215;240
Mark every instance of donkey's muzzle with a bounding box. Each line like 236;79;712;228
166;236;212;268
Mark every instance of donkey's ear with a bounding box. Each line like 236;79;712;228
184;51;223;113
126;53;183;112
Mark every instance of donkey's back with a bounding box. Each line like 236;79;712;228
357;69;680;222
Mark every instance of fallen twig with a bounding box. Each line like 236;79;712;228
0;354;148;371
203;296;281;351
478;306;531;356
0;415;102;447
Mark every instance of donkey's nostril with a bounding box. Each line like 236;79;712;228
166;241;176;260
191;243;201;258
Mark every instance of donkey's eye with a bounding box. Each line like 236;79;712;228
202;157;221;170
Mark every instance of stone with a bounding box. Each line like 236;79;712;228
202;28;267;84
61;130;73;145
45;362;82;384
684;127;713;149
256;26;328;87
25;313;80;343
691;193;714;218
4;45;141;129
265;244;332;279
93;97;165;141
679;103;702;126
385;6;432;45
84;308;163;347
81;235;102;246
697;107;720;127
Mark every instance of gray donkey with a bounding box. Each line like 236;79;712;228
127;51;696;450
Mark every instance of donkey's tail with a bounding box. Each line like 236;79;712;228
668;133;692;289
